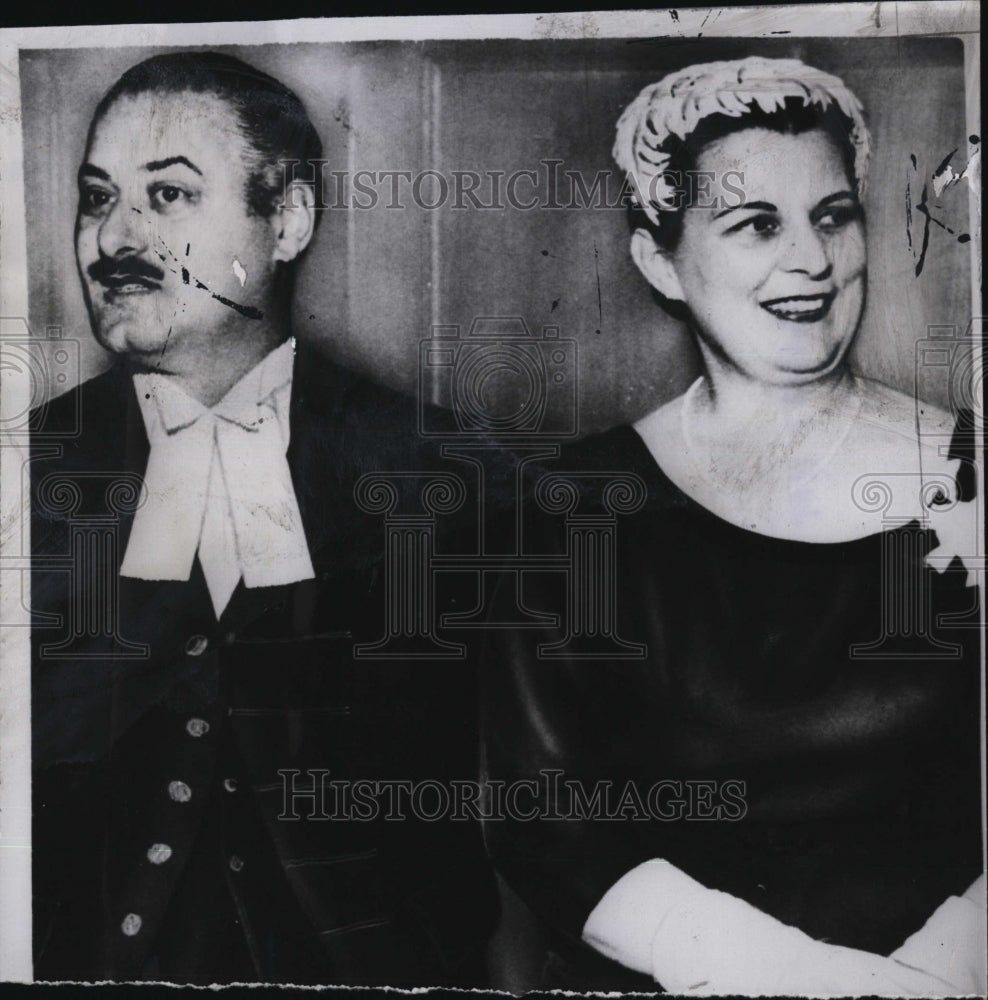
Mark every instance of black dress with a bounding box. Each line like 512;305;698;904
481;421;982;991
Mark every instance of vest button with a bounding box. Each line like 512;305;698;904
168;780;192;803
147;843;172;865
121;913;142;936
185;717;210;738
229;855;245;873
185;635;209;656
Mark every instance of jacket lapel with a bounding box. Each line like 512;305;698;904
286;342;353;572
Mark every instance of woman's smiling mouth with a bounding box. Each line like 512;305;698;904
760;291;836;323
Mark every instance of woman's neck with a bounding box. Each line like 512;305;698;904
691;357;859;443
675;355;866;515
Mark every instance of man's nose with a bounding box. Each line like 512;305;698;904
97;200;150;259
785;222;832;281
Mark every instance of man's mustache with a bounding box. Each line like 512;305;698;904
87;255;165;288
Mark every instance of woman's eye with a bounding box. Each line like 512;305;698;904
815;203;860;231
729;214;779;236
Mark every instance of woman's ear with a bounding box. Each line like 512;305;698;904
630;228;685;303
271;181;316;264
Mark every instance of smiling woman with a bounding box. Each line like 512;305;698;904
619;66;902;541
480;56;983;995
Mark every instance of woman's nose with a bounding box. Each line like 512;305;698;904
786;223;832;280
97;200;149;259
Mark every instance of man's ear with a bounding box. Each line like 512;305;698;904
271;181;316;264
630;228;685;303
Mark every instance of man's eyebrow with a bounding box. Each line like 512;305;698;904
143;156;203;176
78;163;111;183
714;200;777;220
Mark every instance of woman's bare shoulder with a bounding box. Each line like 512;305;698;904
632;394;690;473
633;393;686;428
854;376;956;461
633;394;684;436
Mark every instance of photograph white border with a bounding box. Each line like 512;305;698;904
1;2;981;987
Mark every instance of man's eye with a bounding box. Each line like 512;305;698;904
150;185;191;208
80;188;113;212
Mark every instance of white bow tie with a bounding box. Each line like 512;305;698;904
121;341;315;618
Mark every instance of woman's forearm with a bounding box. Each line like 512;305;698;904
582;861;986;997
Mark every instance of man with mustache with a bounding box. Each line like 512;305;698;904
30;51;496;985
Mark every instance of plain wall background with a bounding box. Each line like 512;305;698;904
20;36;972;434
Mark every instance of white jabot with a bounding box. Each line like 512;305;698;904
121;339;315;618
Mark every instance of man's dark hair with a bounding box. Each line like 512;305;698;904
629;95;860;254
91;51;324;223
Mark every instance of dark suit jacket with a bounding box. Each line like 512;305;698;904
31;342;498;985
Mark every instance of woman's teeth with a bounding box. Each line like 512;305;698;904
760;293;834;322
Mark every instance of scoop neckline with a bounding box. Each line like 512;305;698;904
610;423;926;551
